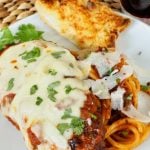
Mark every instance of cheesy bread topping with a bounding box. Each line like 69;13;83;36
35;0;130;51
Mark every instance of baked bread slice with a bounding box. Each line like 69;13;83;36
35;0;130;51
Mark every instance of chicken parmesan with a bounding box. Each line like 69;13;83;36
0;40;150;150
0;40;106;150
35;0;130;51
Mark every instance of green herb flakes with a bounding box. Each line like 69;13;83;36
116;78;121;84
61;108;72;119
69;63;74;68
47;89;57;102
58;108;85;135
70;117;84;136
141;85;150;92
7;78;15;91
51;51;66;59
57;117;84;136
36;96;43;105
126;93;133;101
30;85;38;95
47;81;60;102
19;47;41;63
27;59;37;63
48;69;57;76
0;27;14;51
121;131;128;137
65;85;75;94
107;68;114;76
48;81;60;89
89;113;97;120
57;123;70;135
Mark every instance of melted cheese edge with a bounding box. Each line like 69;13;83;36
0;40;136;150
0;40;89;150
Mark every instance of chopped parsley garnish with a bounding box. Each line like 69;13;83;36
51;51;66;59
69;63;74;68
30;85;38;95
57;117;84;136
0;24;43;51
48;69;57;75
58;108;84;135
47;81;60;102
48;81;60;89
47;89;58;102
7;78;15;91
19;47;41;63
61;108;72;119
126;93;133;101
27;59;37;63
116;78;121;84
107;68;114;76
57;123;70;135
0;27;14;50
89;113;97;120
70;117;84;136
65;85;75;94
36;96;43;105
141;85;150;92
15;24;43;42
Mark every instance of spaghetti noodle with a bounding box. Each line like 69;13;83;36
88;57;150;150
100;68;149;149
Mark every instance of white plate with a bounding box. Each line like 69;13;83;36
0;13;150;150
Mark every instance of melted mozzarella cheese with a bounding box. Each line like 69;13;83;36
0;40;89;150
0;40;136;150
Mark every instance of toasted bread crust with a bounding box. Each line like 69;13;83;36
36;0;130;50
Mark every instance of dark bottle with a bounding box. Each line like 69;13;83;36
120;0;150;18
